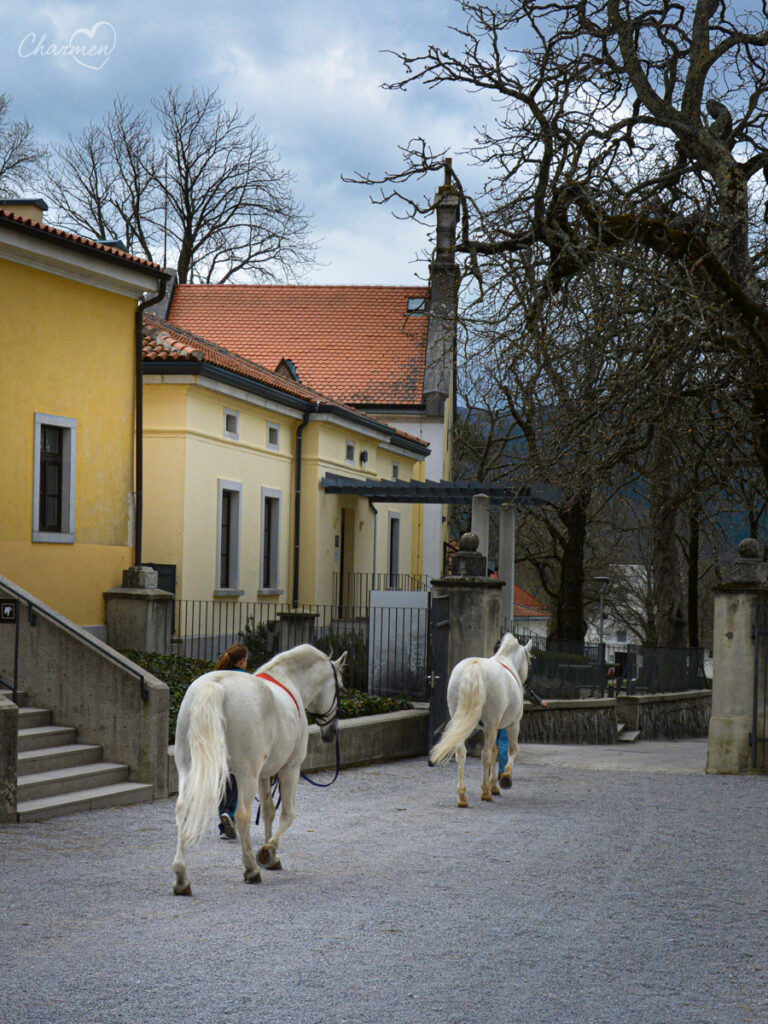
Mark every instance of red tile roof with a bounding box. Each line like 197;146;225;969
142;314;429;451
0;209;165;272
167;284;430;407
512;584;550;619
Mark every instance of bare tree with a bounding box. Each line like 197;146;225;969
0;94;46;194
353;1;768;478
47;87;315;283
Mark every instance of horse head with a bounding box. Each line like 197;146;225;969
311;650;347;743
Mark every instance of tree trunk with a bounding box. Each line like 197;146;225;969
649;439;687;648
551;492;589;641
687;504;699;648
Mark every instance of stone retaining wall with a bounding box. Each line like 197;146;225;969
617;690;711;740
519;698;618;745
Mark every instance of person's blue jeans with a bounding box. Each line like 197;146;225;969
497;729;508;773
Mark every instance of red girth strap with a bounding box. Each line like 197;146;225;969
255;672;301;716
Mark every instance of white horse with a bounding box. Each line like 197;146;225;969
428;633;533;807
172;643;346;895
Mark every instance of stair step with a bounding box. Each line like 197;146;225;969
18;706;51;729
18;743;102;775
18;725;77;752
618;729;642;743
0;688;27;706
17;762;130;801
17;782;154;822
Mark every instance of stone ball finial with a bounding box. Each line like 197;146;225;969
459;531;479;552
738;537;760;560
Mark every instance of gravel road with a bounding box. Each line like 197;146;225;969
1;741;766;1024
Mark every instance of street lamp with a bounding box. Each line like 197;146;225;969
593;576;611;644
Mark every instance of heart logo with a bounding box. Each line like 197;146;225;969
68;21;117;71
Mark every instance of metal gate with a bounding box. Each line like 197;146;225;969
428;594;450;749
752;596;768;771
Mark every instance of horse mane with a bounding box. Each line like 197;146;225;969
496;633;521;660
259;643;323;676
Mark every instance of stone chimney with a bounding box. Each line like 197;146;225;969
423;160;460;418
0;197;48;223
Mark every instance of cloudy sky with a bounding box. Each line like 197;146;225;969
0;0;491;284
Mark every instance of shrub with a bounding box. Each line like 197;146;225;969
122;649;412;742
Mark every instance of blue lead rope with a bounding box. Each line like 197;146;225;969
254;729;341;823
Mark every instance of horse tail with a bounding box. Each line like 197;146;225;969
428;661;486;766
176;678;229;846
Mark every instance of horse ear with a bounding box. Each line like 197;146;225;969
524;639;533;653
333;651;348;671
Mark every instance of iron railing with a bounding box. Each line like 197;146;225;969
172;597;429;700
507;625;708;699
332;572;431;611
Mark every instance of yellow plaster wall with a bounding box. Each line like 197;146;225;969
142;379;297;602
0;259;137;625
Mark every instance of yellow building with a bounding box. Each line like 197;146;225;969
0;201;168;630
141;316;429;613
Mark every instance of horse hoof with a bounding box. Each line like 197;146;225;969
243;868;262;884
257;845;277;868
265;858;283;871
491;785;500;796
481;792;493;802
457;796;469;808
499;775;512;790
173;881;192;896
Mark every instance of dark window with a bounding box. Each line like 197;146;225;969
220;490;233;588
39;425;63;532
388;516;400;587
262;496;279;588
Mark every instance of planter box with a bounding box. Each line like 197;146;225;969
167;708;430;795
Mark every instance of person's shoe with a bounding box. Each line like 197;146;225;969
218;813;236;840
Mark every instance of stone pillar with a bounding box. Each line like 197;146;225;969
278;610;319;650
706;538;767;774
104;566;174;654
470;494;490;576
498;504;516;628
429;533;505;749
432;534;504;676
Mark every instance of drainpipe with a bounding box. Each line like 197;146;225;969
293;403;318;607
134;276;167;567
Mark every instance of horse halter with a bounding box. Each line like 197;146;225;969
312;657;340;728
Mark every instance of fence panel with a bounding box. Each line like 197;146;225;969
172;597;429;700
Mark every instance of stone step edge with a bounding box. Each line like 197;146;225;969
17;782;154;821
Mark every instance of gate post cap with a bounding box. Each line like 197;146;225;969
459;532;479;552
738;537;760;559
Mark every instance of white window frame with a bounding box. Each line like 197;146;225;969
32;413;76;544
345;441;355;465
392;463;400;480
267;422;280;451
224;409;239;440
260;487;282;592
215;479;242;593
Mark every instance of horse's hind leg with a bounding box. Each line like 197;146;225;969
481;727;498;801
172;792;192;896
257;776;282;871
456;743;469;807
258;764;299;867
499;720;521;789
233;776;261;884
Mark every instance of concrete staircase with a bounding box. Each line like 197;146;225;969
616;719;642;743
14;690;153;821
